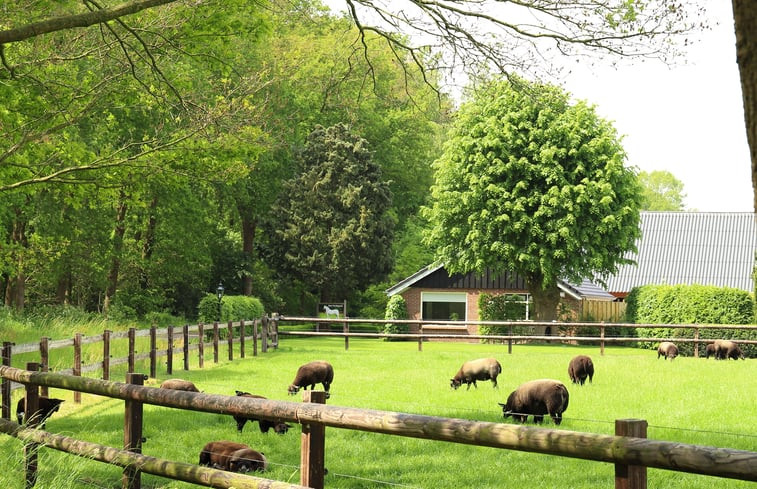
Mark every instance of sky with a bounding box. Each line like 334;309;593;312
559;1;753;213
323;1;754;212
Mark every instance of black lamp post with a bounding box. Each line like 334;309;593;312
216;282;224;322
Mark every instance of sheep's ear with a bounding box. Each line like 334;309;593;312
497;402;506;407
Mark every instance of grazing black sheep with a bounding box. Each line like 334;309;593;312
704;343;718;359
568;355;594;385
450;357;502;390
233;391;291;434
657;341;678;360
498;379;569;425
159;378;200;392
16;396;64;427
288;361;334;395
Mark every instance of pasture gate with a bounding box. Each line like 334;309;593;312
0;364;755;489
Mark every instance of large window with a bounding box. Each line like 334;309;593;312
422;292;466;321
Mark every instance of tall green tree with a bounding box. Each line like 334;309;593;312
267;123;394;302
638;170;687;211
424;76;642;320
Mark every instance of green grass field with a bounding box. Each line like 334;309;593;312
1;337;755;488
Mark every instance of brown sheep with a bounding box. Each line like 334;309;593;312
288;361;333;396
704;343;718;359
450;357;502;390
228;447;268;473
233;391;291;434
159;379;200;392
199;440;246;470
657;341;678;360
498;379;569;425
16;396;64;427
567;355;594;385
714;340;745;360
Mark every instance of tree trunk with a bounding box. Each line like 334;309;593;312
527;279;560;322
103;192;128;316
732;0;757;211
9;210;28;311
55;272;71;305
241;215;256;296
140;196;158;290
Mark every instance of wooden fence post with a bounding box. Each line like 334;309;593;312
149;326;157;379
272;316;279;348
252;320;258;357
103;330;111;381
227;320;234;361
198;323;204;369
213;322;219;364
694;328;700;358
166;326;174;375
343;318;349;351
123;372;146;489
24;362;40;489
615;419;648;489
128;328;136;373
261;316;268;353
300;390;327;489
508;325;513;354
39;337;49;398
600;324;606;356
183;325;190;371
1;342;11;420
240;320;246;359
73;333;82;404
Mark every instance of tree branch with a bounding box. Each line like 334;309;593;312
0;0;179;45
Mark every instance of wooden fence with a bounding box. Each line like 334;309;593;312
580;299;626;322
1;317;278;419
0;364;755;489
277;317;757;356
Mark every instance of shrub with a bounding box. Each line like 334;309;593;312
197;294;265;323
383;295;409;340
625;284;756;357
478;293;532;342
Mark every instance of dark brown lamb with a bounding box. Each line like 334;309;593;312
16;396;64;427
233;391;291;434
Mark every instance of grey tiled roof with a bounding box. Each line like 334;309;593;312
605;212;757;294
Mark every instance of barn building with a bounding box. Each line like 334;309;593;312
386;212;756;337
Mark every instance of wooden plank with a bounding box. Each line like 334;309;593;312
300;391;327;489
615;419;648;489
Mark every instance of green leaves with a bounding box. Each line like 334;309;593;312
424;75;642;314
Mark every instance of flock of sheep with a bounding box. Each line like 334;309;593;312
13;339;746;476
656;339;746;360
156;360;335;474
449;355;590;426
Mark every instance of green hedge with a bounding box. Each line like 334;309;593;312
478;293;532;342
197;294;265;323
383;295;409;340
625;284;756;357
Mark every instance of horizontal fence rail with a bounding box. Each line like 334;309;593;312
1;366;755;485
276;317;757;354
0;418;304;489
